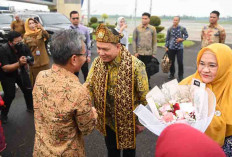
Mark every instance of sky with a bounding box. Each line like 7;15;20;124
0;0;49;11
1;0;232;17
82;0;232;17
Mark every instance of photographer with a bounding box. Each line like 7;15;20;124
0;31;34;124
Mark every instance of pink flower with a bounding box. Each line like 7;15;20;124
162;112;174;123
159;104;171;113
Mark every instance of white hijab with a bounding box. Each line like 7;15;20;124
116;17;125;30
115;17;128;49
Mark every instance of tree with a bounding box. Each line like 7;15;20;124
101;13;109;23
150;16;161;26
149;16;164;33
90;17;98;24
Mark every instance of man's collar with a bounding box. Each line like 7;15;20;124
172;25;179;28
71;24;79;28
209;23;218;28
141;24;149;28
51;64;78;80
107;51;121;67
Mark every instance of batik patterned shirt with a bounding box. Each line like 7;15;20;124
132;24;157;55
201;24;226;48
165;25;188;50
33;64;96;157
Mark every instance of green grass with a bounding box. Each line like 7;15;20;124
128;36;133;44
92;34;96;40
0;83;2;92
157;42;165;47
96;35;195;48
128;36;195;48
157;40;195;48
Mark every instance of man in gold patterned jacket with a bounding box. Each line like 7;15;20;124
86;24;149;157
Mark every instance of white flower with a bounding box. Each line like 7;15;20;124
176;110;184;119
179;102;195;113
168;100;176;104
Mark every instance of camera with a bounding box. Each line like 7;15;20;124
19;56;33;89
26;56;34;64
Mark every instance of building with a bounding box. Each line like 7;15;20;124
8;0;82;18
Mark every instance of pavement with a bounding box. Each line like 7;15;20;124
1;41;229;157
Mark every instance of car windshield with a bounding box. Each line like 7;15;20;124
39;14;71;25
0;15;13;24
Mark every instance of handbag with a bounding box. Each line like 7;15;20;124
146;56;160;76
161;51;172;73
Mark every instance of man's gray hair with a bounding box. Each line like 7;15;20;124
50;29;85;65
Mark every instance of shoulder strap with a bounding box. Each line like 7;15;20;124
178;26;185;35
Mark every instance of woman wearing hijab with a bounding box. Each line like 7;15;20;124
23;18;50;86
180;43;232;156
115;17;129;49
155;124;226;157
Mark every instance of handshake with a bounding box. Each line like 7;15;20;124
83;83;98;123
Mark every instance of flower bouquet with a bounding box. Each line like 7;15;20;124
134;79;216;136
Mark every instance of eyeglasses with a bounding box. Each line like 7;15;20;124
70;53;85;58
72;17;79;20
75;54;85;56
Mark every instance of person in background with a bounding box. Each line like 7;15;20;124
23;18;50;87
33;29;97;157
69;10;91;81
115;17;128;49
0;31;33;124
11;14;25;36
133;12;157;88
86;24;149;157
155;124;226;157
180;43;232;156
165;16;188;82
201;10;226;48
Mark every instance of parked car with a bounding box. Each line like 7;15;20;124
0;14;14;43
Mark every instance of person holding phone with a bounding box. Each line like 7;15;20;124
23;18;50;87
115;17;128;49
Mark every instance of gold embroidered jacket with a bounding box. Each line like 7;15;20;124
86;46;149;149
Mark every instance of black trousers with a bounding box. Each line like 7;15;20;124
168;49;184;77
105;125;136;157
1;76;33;117
138;55;152;80
74;61;88;81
